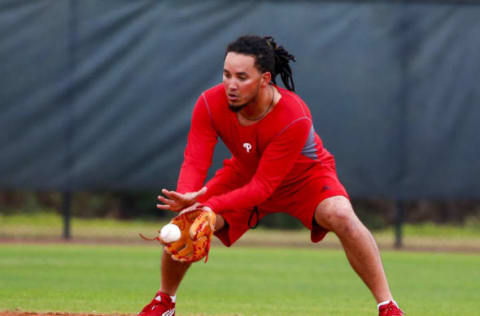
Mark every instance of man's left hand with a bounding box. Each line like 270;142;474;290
166;205;216;263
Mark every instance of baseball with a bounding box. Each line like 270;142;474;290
160;223;181;243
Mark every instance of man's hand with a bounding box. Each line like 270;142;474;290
140;205;216;263
157;186;207;212
166;205;216;262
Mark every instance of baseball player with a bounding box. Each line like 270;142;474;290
138;35;403;316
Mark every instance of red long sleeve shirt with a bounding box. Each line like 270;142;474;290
177;84;334;214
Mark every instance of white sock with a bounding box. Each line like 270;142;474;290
377;299;398;310
157;289;176;303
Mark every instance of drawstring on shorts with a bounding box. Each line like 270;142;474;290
248;206;259;229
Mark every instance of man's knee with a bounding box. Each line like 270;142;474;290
314;196;363;237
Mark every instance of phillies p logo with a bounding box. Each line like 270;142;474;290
243;143;252;153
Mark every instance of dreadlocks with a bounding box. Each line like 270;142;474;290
226;35;296;91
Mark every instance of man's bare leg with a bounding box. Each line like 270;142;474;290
314;196;393;303
160;214;225;295
160;251;191;295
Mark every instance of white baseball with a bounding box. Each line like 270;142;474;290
160;223;181;243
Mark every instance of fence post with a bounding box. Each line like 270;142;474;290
62;191;72;240
394;201;405;248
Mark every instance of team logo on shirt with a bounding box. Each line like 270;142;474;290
243;143;252;153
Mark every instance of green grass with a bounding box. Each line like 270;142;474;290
0;212;170;240
1;212;480;251
0;244;480;315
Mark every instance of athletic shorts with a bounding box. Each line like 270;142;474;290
203;162;349;247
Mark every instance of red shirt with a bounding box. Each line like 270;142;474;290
177;84;334;214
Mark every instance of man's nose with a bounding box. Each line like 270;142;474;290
229;80;239;90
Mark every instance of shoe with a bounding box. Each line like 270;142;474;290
138;291;175;316
378;301;403;316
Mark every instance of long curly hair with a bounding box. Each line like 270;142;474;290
226;35;296;91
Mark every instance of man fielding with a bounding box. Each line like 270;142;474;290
138;35;403;316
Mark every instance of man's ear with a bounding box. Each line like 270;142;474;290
261;72;272;88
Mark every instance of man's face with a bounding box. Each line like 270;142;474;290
223;52;265;112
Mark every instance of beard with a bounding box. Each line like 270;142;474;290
228;102;249;113
226;83;260;113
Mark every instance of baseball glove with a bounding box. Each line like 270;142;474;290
140;207;216;263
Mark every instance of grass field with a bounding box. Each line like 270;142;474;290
2;213;480;251
1;243;480;316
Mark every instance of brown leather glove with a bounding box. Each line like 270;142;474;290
140;207;216;263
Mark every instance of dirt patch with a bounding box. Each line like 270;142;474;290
1;235;480;253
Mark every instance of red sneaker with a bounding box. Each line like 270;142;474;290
138;291;175;316
378;301;403;316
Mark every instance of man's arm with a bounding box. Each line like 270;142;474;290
177;94;218;193
203;118;311;213
157;95;218;212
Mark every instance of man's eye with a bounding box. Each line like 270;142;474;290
238;76;247;81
